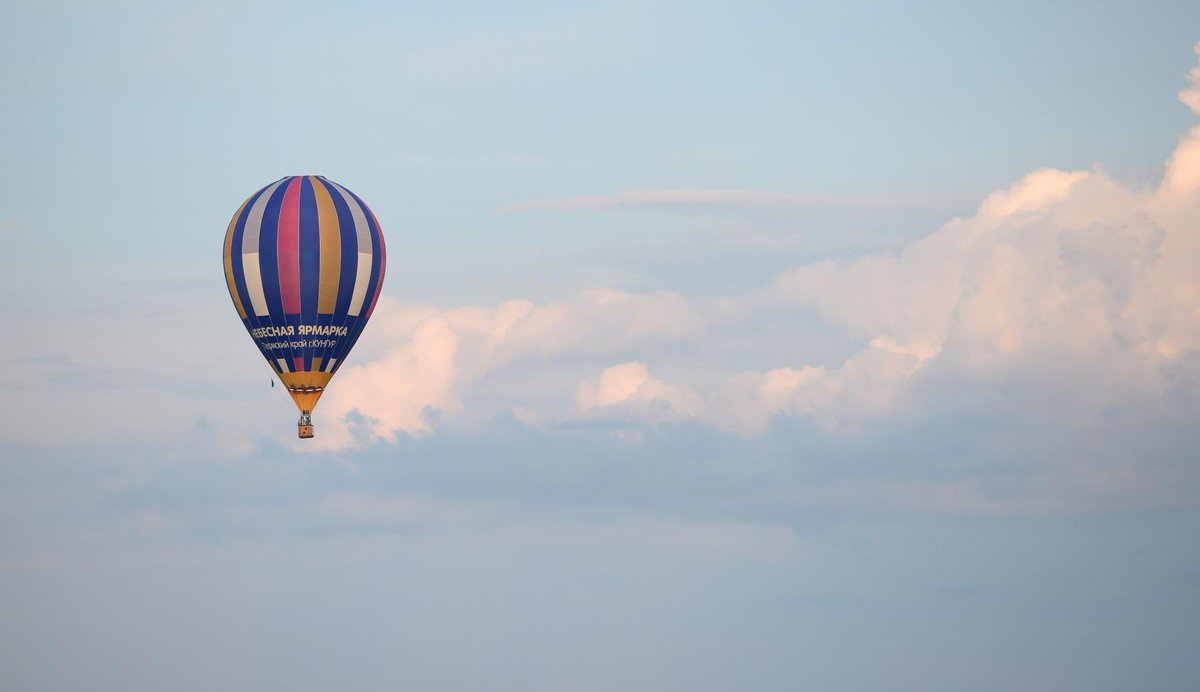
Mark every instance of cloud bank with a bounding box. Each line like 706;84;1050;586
316;46;1200;452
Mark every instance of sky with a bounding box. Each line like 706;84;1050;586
3;1;1200;689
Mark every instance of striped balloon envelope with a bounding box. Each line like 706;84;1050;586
223;175;386;438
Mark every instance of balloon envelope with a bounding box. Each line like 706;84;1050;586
223;175;386;419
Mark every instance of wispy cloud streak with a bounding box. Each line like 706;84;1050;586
506;188;943;213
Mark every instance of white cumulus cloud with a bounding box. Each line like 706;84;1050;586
576;362;701;422
311;289;704;448
309;46;1200;448
1179;41;1200;115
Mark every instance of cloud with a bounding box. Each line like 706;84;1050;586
705;340;932;436
720;155;1200;424
506;187;924;213
277;46;1200;453
318;137;1200;447
1179;41;1200;115
576;362;701;422
312;289;704;447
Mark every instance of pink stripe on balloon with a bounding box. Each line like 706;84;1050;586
277;177;302;315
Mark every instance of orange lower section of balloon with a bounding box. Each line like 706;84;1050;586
279;371;334;413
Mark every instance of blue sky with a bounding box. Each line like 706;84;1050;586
3;2;1200;690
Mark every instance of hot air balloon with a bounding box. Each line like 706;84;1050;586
223;176;386;438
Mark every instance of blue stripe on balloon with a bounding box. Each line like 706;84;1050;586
257;177;290;323
332;315;366;369
240;183;289;369
298;177;321;371
329;185;384;371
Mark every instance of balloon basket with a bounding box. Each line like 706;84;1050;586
298;412;314;439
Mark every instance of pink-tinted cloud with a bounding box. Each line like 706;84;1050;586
576;362;701;422
305;47;1200;449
